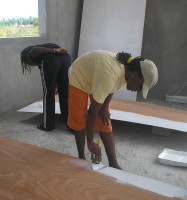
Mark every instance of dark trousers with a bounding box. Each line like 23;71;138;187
39;53;71;131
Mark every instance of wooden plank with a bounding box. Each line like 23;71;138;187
110;98;187;132
0;136;186;200
18;98;187;132
110;98;187;124
21;97;187;123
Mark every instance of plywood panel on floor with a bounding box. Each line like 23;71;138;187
0;136;186;200
110;99;187;124
110;98;187;132
18;98;187;132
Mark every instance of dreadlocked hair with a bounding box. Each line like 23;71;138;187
20;46;34;74
116;52;144;78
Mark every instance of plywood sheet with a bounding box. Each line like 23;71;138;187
18;98;187;132
110;99;187;124
0;136;186;200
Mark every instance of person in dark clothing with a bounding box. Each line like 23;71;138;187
20;43;71;131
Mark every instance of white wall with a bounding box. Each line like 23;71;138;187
78;0;147;100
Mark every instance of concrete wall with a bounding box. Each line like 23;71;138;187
140;0;187;100
0;0;83;113
46;0;83;60
1;0;187;114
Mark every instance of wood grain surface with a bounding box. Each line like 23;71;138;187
110;98;187;123
0;136;182;200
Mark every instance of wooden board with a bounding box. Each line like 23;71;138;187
0;136;186;200
18;98;187;132
110;98;187;132
110;98;187;124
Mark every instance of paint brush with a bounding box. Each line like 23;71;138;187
92;136;107;171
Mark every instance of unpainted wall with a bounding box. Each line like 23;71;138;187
46;0;83;60
0;0;186;114
140;0;187;100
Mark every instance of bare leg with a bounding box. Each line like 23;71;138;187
74;130;86;159
99;131;122;170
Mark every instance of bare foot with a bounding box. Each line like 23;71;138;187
109;163;123;170
79;155;86;160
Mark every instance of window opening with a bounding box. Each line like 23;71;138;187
0;0;39;38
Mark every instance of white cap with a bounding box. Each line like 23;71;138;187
140;59;158;99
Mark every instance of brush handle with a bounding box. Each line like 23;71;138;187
97;136;101;146
91;136;102;163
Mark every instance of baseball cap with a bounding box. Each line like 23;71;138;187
140;59;158;99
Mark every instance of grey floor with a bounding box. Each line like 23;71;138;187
0;100;187;190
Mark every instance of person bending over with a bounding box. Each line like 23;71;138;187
21;43;71;131
68;50;158;169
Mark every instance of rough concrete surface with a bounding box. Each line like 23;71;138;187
0;108;187;190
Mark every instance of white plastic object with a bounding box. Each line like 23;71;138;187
92;162;107;171
157;148;187;167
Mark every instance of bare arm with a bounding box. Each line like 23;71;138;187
30;47;68;59
98;93;113;125
102;93;113;107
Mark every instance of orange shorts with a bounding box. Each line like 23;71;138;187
67;85;112;132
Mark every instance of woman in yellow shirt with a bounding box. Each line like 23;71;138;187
68;50;158;169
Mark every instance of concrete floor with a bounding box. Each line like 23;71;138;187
0;102;187;190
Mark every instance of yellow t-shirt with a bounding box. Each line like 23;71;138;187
68;50;126;103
